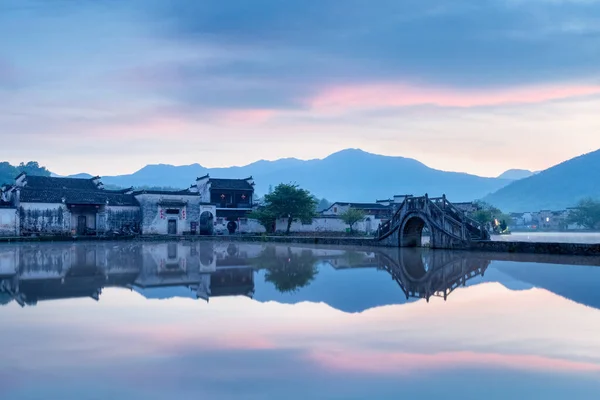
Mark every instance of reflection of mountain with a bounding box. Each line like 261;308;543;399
493;262;600;310
1;242;599;312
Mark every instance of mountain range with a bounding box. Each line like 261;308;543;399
45;147;600;212
68;149;512;203
484;149;600;212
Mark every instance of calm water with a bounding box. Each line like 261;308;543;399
492;232;600;244
1;241;600;399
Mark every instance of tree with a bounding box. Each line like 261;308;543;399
316;198;331;212
17;161;50;177
0;161;50;186
339;207;366;234
258;183;317;235
472;201;510;233
256;247;319;293
249;208;277;233
568;198;600;230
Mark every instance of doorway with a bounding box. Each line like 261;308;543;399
77;215;87;235
168;219;177;235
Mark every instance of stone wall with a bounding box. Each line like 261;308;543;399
468;240;600;257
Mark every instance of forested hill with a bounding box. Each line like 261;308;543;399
0;162;51;186
484;149;600;212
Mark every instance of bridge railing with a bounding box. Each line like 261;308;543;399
377;194;490;242
377;197;410;239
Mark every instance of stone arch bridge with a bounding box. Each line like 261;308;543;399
377;195;490;249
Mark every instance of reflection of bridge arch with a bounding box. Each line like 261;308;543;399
400;213;434;248
378;195;489;249
377;248;490;302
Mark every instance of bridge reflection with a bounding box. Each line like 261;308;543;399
0;242;596;307
375;249;489;302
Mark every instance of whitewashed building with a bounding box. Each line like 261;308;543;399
134;189;216;235
6;174;140;236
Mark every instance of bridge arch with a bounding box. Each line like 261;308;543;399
399;213;435;248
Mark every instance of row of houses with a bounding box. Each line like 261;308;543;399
0;173;256;237
0;173;479;237
0;242;376;306
509;209;583;231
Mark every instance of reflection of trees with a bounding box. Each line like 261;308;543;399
255;246;319;293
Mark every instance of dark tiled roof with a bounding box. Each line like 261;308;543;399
209;178;254;191
19;188;138;206
329;202;390;210
24;176;99;191
133;189;198;196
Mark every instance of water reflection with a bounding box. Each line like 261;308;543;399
1;241;598;309
2;241;600;399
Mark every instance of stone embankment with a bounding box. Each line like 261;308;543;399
1;234;599;257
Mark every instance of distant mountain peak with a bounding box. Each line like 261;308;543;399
496;169;534;181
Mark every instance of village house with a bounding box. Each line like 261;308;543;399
5;174;140;236
537;210;570;231
133;189;216;235
322;202;392;220
194;175;256;234
0;186;18;236
0;173;261;237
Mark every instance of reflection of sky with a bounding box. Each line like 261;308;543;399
2;280;600;399
253;261;415;312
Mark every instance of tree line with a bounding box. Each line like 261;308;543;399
251;183;366;234
0;161;51;186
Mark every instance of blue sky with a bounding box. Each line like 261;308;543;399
1;0;600;176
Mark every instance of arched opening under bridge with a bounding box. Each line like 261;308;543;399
401;216;431;248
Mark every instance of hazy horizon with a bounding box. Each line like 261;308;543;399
2;1;600;177
6;147;576;179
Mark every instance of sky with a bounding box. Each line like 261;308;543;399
1;0;600;177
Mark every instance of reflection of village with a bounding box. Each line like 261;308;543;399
0;242;492;307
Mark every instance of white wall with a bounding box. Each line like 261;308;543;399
19;202;70;234
275;215;382;234
0;208;18;236
136;194;215;235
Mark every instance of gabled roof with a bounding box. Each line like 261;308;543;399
133;189;198;196
19;188;138;206
209;178;254;191
24;175;99;191
327;202;390;211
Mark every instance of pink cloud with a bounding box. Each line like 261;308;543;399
308;82;600;111
308;350;600;375
214;108;277;124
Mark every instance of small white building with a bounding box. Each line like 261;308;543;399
134;189;216;235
